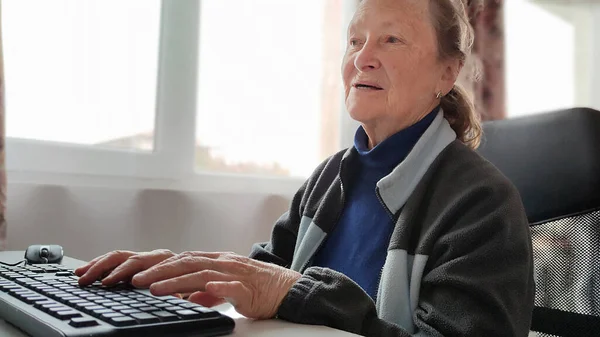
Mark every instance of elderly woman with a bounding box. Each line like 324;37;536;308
75;0;534;335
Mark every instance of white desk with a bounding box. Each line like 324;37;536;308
0;251;356;337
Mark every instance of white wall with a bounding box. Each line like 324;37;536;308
6;182;292;261
3;0;353;262
506;1;600;117
592;5;600;110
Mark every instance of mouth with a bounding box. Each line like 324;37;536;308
353;82;383;90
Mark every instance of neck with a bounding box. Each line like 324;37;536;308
362;101;440;149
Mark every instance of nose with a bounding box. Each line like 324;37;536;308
354;41;381;72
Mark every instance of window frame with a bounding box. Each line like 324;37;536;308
5;0;359;195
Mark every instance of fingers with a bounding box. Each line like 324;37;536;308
102;249;175;286
204;281;258;317
148;270;234;296
205;281;245;302
153;251;224;268
187;291;226;308
77;251;136;286
173;292;193;299
74;254;106;276
133;253;243;287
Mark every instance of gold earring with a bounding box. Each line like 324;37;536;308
435;91;443;99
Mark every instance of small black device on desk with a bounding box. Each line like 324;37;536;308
24;245;64;265
0;246;235;337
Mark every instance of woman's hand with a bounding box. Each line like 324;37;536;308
131;251;302;319
74;249;176;286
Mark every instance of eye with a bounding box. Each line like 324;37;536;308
385;36;402;44
349;38;362;47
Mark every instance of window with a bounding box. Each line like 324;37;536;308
4;0;354;188
195;0;345;178
3;0;161;150
505;0;600;118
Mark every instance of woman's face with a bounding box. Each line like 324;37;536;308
342;0;458;129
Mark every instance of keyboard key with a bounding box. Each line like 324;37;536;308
144;300;163;305
69;317;99;328
74;302;97;310
77;293;95;298
14;278;31;284
167;299;189;305
104;294;121;298
47;305;71;312
13;289;35;295
138;306;160;312
33;286;55;292
55;272;74;277
3;274;20;280
130;303;148;308
34;300;57;306
20;295;46;304
127;294;147;300
83;305;105;312
140;296;160;302
93;299;112;304
121;309;141;315
113;305;132;311
41;304;66;313
44;280;62;284
101;301;120;306
192;307;221;317
109;316;138;327
18;289;39;295
50;291;70;297
25;281;43;286
153;311;179;321
54;310;82;320
130;313;160;324
72;291;91;295
155;303;172;309
179;302;202;309
101;312;124;319
60;287;78;292
92;308;115;315
165;306;184;313
1;284;21;291
176;310;203;319
120;300;138;305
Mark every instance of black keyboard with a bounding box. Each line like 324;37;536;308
0;263;235;337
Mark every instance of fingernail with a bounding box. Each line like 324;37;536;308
148;282;163;295
131;274;145;287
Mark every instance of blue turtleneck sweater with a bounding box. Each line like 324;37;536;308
311;107;439;299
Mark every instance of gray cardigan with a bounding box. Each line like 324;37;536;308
250;112;535;336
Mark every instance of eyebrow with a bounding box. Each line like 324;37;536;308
349;18;399;32
381;21;396;29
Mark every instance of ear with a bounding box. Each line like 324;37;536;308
438;58;463;95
